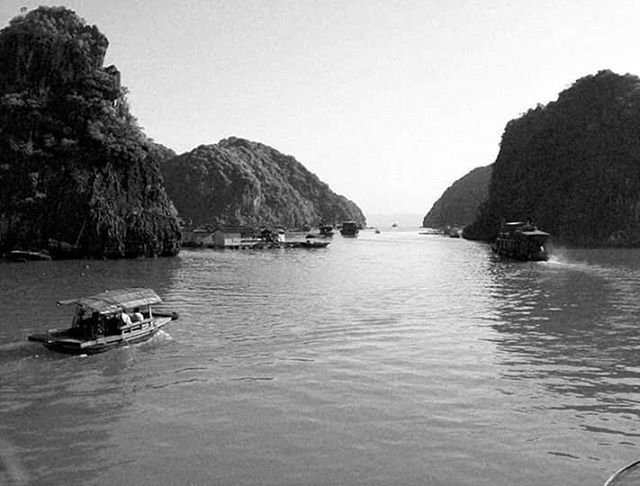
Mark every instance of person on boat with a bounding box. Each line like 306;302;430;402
119;311;132;328
131;308;144;322
87;311;104;338
72;307;85;328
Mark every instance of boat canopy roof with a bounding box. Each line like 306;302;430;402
521;229;550;236
58;288;162;314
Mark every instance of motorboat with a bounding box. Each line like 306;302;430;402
340;221;359;237
492;221;549;261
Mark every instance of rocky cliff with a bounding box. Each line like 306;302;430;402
422;165;492;229
0;7;181;258
464;70;640;246
161;137;365;228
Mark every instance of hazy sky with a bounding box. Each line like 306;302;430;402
1;1;640;218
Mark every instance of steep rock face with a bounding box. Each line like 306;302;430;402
0;7;181;257
161;137;366;228
423;165;492;229
465;70;640;246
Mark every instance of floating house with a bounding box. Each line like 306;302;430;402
213;226;256;249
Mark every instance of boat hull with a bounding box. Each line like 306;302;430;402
28;317;172;355
492;236;548;261
299;241;330;248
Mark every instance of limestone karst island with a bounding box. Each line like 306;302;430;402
425;70;640;249
3;7;640;261
0;6;364;260
4;4;640;486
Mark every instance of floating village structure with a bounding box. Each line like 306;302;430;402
180;226;327;249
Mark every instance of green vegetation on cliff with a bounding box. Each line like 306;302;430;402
161;137;366;229
422;165;492;229
465;70;640;246
0;7;181;257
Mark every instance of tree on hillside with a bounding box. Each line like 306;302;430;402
465;70;640;247
0;7;180;257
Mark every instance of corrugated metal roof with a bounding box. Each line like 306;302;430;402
521;230;550;236
58;288;162;314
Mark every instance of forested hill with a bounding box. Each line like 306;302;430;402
464;70;640;246
0;7;181;258
422;165;492;229
161;137;366;229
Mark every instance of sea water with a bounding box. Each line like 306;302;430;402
1;228;640;485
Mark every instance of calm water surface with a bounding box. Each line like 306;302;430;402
2;229;640;485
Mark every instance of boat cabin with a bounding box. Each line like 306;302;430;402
319;225;334;237
494;221;550;261
60;288;162;340
340;221;359;237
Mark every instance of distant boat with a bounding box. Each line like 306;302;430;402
300;240;330;249
28;288;178;354
319;225;334;237
307;225;334;239
47;238;84;259
447;227;461;238
340;221;359;237
6;250;52;262
391;223;398;228
492;221;549;261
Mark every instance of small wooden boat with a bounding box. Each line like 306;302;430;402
319;225;334;237
6;250;52;262
28;288;178;354
299;240;330;249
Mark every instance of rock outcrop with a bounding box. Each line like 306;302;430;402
422;165;492;229
0;7;181;258
161;137;365;229
464;70;640;246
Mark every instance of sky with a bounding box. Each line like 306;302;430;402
1;1;640;220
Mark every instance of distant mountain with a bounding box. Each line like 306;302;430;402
465;70;640;246
161;137;365;228
422;165;492;229
0;7;181;258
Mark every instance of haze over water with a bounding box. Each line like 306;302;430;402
2;228;640;485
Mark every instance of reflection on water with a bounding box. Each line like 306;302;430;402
2;235;640;485
486;251;640;453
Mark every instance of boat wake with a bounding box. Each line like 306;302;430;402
0;341;32;352
139;329;173;348
0;341;39;364
546;250;637;283
546;254;604;274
